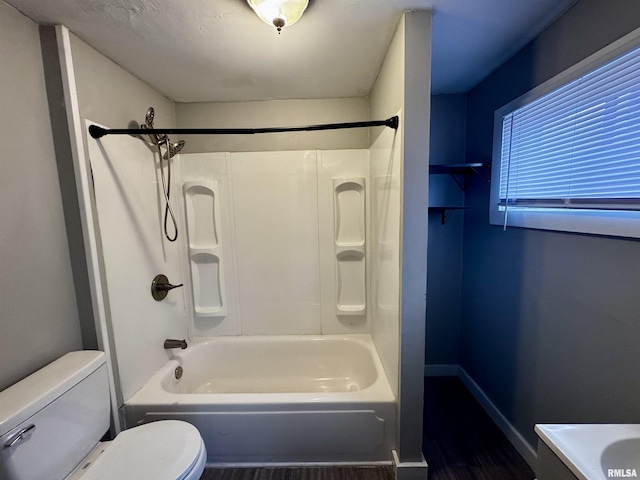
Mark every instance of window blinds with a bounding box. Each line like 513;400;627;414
499;43;640;210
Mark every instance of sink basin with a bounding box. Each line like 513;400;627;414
601;438;640;478
535;424;640;480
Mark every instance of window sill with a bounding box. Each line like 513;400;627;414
489;207;640;239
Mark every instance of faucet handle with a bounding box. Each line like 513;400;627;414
151;274;183;301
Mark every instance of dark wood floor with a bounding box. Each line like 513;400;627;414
201;466;395;480
201;376;534;480
423;376;535;480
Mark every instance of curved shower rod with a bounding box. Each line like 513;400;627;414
88;116;399;139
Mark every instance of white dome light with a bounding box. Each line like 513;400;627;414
247;0;309;33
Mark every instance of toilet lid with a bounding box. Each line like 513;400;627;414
82;420;205;480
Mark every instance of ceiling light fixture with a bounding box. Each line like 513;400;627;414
247;0;309;34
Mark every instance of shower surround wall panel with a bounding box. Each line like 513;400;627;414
230;151;321;335
317;151;370;334
369;120;403;400
333;178;367;316
179;153;239;337
178;150;371;337
183;181;227;318
87;122;188;402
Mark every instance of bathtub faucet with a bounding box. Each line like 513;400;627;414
164;339;187;350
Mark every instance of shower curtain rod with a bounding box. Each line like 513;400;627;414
88;116;399;139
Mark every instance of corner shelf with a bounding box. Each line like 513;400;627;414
428;206;470;225
429;163;489;191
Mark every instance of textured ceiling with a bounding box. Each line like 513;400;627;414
6;0;576;102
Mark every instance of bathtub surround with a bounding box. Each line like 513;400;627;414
0;2;82;390
177;150;372;337
35;9;432;474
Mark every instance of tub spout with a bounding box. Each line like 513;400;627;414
164;339;187;349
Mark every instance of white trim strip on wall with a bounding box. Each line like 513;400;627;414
55;24;121;434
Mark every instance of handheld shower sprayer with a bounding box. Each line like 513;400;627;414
141;107;168;145
140;107;186;243
144;106;154;127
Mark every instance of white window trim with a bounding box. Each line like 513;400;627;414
490;25;640;239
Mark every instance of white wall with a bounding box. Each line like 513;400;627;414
176;98;370;153
398;11;431;463
0;2;82;390
70;33;175;133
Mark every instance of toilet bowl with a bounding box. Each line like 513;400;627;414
0;351;206;480
74;421;207;480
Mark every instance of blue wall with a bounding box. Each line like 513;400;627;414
427;94;467;365
462;0;640;449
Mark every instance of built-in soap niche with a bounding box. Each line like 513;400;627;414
333;178;366;317
184;184;219;249
335;181;365;246
336;250;366;315
190;252;225;316
183;181;227;318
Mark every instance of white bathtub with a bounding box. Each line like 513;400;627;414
125;335;396;464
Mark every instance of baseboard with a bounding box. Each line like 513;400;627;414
392;450;428;480
457;367;537;469
423;364;460;377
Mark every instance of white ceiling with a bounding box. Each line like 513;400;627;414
6;0;576;103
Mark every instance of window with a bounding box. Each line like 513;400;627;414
490;27;640;238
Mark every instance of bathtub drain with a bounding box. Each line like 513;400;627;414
174;366;183;380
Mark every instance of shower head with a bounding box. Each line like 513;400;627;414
163;140;185;160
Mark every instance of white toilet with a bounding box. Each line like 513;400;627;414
0;351;206;480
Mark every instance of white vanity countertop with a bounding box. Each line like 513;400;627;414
535;424;640;480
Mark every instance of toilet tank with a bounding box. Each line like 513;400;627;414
0;351;110;480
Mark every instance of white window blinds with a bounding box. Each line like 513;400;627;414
499;43;640;210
